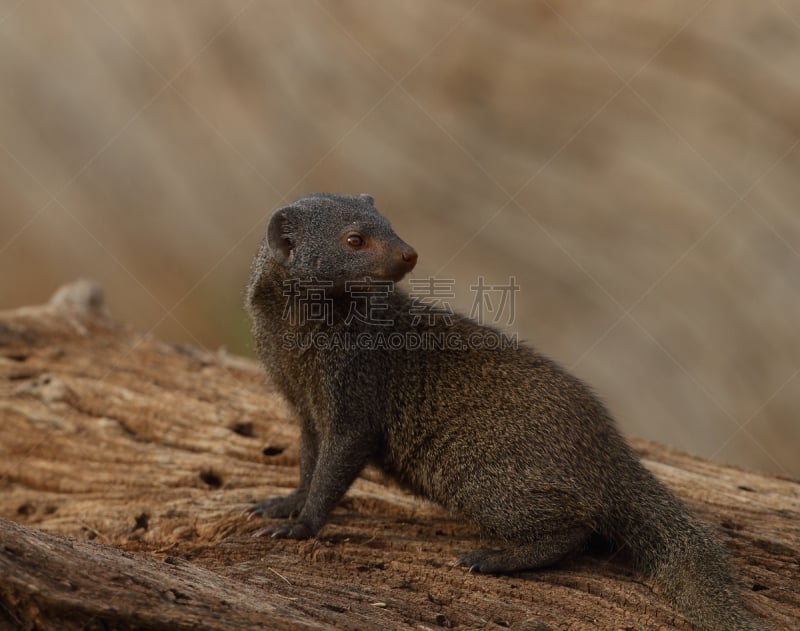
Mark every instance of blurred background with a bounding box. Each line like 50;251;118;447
1;1;798;476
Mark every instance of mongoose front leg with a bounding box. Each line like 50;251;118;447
455;526;591;574
253;428;374;539
245;420;318;520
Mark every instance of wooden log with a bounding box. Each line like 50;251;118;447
0;281;797;630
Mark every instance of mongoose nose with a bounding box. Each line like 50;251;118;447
402;249;418;268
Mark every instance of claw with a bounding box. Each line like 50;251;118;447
269;525;292;539
251;526;279;538
453;552;486;573
242;502;270;520
251;523;311;540
454;557;481;572
245;509;261;521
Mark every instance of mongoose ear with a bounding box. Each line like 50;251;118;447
267;209;295;265
359;193;375;206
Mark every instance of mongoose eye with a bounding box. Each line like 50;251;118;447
346;234;365;249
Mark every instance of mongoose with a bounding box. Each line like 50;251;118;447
244;192;763;631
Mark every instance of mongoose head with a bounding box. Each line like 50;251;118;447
265;193;418;291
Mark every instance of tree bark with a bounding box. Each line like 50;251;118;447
0;281;797;630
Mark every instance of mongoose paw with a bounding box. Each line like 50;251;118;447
242;493;305;520
453;548;511;574
252;522;315;540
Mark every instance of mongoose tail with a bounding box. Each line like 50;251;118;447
607;463;765;631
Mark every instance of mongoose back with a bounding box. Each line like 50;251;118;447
244;192;763;631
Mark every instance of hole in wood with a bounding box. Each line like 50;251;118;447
134;513;149;531
199;470;222;488
231;422;255;437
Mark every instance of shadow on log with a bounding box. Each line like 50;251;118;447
0;281;798;630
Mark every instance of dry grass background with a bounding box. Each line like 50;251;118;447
0;1;798;476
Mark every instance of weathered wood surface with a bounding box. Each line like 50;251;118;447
0;281;798;630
